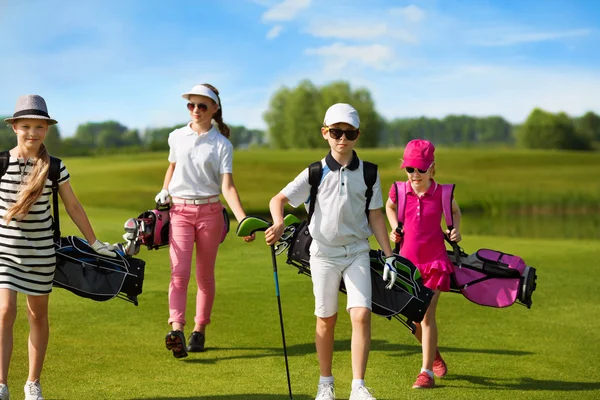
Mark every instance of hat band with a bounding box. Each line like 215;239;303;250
13;109;50;119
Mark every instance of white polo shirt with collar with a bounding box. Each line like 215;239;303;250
167;123;233;198
282;151;383;248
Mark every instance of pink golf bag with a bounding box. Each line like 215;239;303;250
448;246;537;308
394;180;537;309
122;202;230;256
137;203;171;250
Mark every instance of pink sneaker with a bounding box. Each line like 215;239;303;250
433;351;447;378
412;372;435;389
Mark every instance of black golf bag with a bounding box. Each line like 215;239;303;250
54;236;145;306
282;220;433;332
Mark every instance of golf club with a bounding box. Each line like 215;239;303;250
236;216;293;399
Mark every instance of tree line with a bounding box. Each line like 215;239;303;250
2;80;598;155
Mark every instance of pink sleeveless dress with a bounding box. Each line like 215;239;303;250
389;180;453;292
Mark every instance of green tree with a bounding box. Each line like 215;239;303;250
264;80;383;149
517;108;592;150
263;86;292;149
575;111;600;142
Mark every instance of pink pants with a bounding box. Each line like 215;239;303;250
168;202;224;326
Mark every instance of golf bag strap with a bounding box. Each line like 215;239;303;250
49;156;61;242
0;151;8;178
394;181;407;253
307;161;322;224
362;161;378;220
441;183;455;231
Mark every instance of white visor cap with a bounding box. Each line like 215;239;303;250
181;85;220;106
323;103;360;129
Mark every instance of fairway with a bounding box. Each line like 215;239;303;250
6;150;600;399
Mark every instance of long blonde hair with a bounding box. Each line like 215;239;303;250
4;144;51;223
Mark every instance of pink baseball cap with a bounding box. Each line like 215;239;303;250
400;139;435;171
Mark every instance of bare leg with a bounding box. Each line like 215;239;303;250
193;324;206;334
0;289;17;385
349;307;371;379
315;314;337;377
26;294;50;382
172;322;184;332
420;290;440;371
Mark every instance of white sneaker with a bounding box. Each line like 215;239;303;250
349;385;376;400
0;383;9;400
315;382;335;400
24;381;43;400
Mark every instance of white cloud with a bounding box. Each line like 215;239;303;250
470;28;593;46
305;43;398;71
266;25;284;39
305;21;417;43
389;5;426;23
261;0;312;22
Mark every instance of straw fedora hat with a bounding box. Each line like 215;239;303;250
4;94;58;125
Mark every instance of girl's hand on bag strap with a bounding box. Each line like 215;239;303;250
389;229;402;243
154;189;170;205
91;239;117;258
446;228;462;243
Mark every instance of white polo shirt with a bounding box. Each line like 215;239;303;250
167;123;233;198
281;151;383;247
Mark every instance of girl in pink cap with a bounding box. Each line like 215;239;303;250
385;139;462;389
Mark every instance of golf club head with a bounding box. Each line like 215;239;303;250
236;216;271;237
124;238;141;256
124;218;139;234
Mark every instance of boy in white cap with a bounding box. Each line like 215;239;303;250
266;103;396;400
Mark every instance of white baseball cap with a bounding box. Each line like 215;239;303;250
181;84;220;106
323;103;360;129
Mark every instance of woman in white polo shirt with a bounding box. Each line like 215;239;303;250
154;83;254;358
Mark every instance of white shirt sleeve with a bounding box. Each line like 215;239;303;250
220;140;233;174
280;168;311;208
369;174;384;209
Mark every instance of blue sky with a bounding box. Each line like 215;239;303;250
1;0;599;137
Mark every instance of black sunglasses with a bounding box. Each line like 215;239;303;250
326;127;359;141
187;102;209;112
405;166;429;174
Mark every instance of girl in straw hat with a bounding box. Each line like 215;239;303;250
0;94;116;400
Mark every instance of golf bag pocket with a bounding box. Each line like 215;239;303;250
137;204;170;250
54;236;146;305
369;250;434;322
450;248;537;308
288;220;312;267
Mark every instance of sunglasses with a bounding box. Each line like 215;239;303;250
187;102;209;112
325;127;359;141
405;166;430;174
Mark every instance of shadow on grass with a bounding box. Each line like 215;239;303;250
180;339;532;364
445;374;600;391
130;395;313;400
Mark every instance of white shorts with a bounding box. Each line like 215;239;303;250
309;239;372;318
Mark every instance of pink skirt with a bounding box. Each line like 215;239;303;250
417;259;453;292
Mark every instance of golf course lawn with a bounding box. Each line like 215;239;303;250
6;149;600;399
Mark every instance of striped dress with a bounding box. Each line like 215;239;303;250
0;156;69;295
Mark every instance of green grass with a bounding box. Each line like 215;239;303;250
64;148;600;218
8;223;600;399
5;149;600;399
